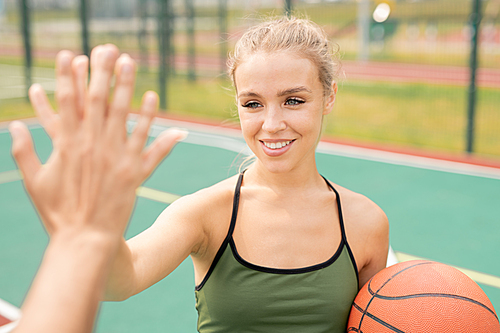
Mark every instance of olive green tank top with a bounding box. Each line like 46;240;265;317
194;173;359;333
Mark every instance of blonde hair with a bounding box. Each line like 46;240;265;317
227;16;341;97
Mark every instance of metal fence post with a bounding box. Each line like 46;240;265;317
357;0;370;63
138;0;149;72
80;0;90;57
168;0;175;76
186;0;196;81
158;0;171;111
19;0;32;100
466;0;482;154
284;0;292;17
218;0;227;77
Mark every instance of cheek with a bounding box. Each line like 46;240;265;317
238;110;260;138
293;110;323;134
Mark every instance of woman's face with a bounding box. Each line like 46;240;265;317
235;51;336;174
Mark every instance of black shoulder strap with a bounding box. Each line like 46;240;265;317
321;175;360;287
195;172;245;291
227;172;244;238
321;176;347;243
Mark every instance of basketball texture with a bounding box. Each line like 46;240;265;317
348;260;500;332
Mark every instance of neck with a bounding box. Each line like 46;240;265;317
244;159;325;192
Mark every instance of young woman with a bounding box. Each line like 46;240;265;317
106;17;388;332
100;17;389;332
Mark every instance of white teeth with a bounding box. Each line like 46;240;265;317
264;141;291;149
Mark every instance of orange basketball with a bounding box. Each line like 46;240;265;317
348;260;500;332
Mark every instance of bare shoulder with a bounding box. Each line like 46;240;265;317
327;182;389;287
161;175;238;219
334;185;388;234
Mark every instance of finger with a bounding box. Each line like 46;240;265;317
9;121;42;186
55;51;78;132
107;54;136;144
72;55;89;120
128;91;157;153
86;44;120;136
142;128;188;178
29;84;59;138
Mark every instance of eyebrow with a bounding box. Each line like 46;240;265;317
277;86;312;97
238;86;312;99
238;91;261;99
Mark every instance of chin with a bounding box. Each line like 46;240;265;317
257;159;296;174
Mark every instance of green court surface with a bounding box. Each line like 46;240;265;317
0;117;499;332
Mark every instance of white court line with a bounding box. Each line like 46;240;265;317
0;170;180;206
0;322;18;333
0;171;21;185
136;186;180;204
151;124;251;156
0;64;56;100
145;116;500;180
4;119;497;180
316;141;500;180
396;252;500;290
0;298;20;333
386;246;399;267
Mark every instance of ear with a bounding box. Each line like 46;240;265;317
322;81;337;115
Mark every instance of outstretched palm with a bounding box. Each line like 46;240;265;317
10;44;186;238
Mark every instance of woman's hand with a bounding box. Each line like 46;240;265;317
9;44;186;241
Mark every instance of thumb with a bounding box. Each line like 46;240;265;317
142;128;188;178
9;121;42;186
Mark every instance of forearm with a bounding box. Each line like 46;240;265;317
28;221;137;301
103;238;138;301
14;231;119;333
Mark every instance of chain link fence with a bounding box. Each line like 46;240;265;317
0;0;498;158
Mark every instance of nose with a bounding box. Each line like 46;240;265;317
262;105;286;134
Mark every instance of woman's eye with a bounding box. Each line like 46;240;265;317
285;98;304;106
242;101;262;109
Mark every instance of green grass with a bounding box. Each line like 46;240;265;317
0;56;56;68
0;98;38;121
330;81;500;157
133;72;238;124
2;72;498;160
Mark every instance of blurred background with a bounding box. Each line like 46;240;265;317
0;0;499;159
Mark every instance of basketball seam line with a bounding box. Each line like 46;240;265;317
350;302;405;333
356;262;431;330
374;293;499;320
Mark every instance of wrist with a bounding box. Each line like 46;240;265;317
49;228;122;257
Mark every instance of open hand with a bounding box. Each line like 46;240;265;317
9;44;186;239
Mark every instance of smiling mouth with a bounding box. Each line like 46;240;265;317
261;140;294;150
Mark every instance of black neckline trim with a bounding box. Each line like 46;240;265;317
229;235;345;275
